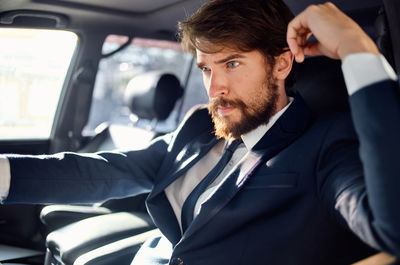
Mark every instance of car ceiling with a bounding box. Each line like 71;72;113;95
0;0;383;40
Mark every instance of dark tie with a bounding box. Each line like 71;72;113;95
181;139;242;233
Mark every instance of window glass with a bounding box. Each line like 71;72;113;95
85;36;207;135
0;28;78;140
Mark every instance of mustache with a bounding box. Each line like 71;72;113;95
208;97;246;112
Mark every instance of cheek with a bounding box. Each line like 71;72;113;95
202;74;211;95
243;82;271;110
228;73;246;96
234;74;263;99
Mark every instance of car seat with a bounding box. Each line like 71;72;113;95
42;71;182;265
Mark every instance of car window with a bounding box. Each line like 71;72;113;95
84;35;208;136
0;28;78;140
179;64;209;120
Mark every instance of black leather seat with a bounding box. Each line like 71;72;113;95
45;212;156;265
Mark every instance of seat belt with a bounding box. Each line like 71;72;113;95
69;63;96;151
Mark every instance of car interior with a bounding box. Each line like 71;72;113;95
0;0;399;264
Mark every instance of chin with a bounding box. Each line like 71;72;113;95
221;111;242;123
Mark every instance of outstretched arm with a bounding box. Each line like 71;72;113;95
1;134;171;204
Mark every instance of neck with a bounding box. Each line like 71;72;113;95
273;92;289;115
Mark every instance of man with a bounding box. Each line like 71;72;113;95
1;1;400;264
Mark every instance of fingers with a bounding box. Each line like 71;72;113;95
303;43;323;57
287;2;378;61
288;30;312;62
292;43;325;63
286;6;318;63
287;2;342;62
287;7;313;62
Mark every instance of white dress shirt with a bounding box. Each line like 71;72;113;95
0;157;10;200
342;54;398;95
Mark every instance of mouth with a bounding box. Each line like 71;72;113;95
217;105;235;116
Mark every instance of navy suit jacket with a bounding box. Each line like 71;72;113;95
5;79;400;265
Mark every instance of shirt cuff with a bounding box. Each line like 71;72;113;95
341;53;398;95
0;155;11;201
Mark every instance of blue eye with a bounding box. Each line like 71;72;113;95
227;61;239;68
201;66;211;72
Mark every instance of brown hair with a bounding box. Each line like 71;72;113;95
178;0;296;89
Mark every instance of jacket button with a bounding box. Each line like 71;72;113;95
170;257;183;265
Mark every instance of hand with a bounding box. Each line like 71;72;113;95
287;2;379;62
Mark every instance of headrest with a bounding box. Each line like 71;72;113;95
292;56;349;113
124;72;183;120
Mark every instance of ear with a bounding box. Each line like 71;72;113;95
273;50;294;80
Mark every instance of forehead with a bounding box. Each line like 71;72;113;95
196;46;235;57
196;47;266;65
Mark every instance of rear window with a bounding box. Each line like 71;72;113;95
85;35;207;135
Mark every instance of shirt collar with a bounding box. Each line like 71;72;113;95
241;97;294;150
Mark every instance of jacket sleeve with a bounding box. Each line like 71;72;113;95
318;79;400;256
3;133;172;204
350;80;400;254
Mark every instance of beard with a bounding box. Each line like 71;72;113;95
208;77;278;140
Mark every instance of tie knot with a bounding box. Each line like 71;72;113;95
226;139;242;153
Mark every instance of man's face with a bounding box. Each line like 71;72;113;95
196;47;279;139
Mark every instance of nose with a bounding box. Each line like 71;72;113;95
206;71;228;98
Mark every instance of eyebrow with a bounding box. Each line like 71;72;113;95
197;53;246;69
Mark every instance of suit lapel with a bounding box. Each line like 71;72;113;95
150;132;218;198
147;131;218;244
181;94;312;241
181;150;262;240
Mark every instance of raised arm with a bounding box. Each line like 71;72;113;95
287;2;400;256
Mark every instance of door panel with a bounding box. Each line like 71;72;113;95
0;140;49;155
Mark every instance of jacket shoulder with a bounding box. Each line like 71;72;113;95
168;104;214;148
